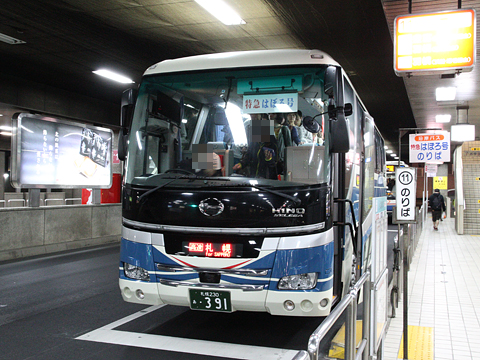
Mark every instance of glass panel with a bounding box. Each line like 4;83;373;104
363;117;375;220
125;66;332;189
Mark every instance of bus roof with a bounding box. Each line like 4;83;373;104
143;49;340;76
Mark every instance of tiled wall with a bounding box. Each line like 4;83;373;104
462;141;480;234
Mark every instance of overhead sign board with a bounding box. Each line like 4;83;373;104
394;9;476;74
11;113;113;189
409;132;450;163
396;167;417;222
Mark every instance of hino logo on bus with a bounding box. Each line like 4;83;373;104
199;198;224;217
272;207;305;217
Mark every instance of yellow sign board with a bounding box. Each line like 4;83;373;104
386;165;395;172
433;176;448;190
394;9;476;74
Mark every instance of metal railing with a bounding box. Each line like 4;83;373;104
293;271;371;360
65;198;82;205
7;199;25;207
44;198;65;206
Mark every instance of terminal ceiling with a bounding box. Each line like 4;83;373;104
1;0;480;161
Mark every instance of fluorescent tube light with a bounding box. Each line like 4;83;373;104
195;0;246;25
436;87;456;101
451;124;475;142
435;114;451;123
93;69;134;84
0;126;12;131
0;131;12;136
0;32;26;45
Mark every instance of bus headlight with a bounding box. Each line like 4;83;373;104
124;262;150;281
278;273;317;290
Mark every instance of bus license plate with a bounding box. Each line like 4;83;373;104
189;289;231;312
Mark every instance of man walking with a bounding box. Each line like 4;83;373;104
429;189;446;230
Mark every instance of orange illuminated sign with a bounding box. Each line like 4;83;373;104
394;9;476;74
414;134;444;141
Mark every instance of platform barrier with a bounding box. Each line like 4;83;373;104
292;271;371;360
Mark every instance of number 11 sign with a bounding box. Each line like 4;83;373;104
395;167;417;222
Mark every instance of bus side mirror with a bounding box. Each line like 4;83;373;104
324;66;336;97
121;88;137;129
344;103;352;117
119;88;137;161
118;127;128;161
330;114;350;153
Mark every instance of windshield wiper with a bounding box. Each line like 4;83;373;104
138;176;186;202
138;172;230;202
231;182;301;206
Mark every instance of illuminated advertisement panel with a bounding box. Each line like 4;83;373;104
394;9;476;74
11;113;113;188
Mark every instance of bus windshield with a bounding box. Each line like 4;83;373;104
125;66;332;188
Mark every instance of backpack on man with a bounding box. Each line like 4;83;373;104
431;193;442;211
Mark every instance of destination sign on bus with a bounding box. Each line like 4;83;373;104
394;9;476;74
184;242;241;258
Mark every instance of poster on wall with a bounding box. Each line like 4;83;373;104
11;113;113;188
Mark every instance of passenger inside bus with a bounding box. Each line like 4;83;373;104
295;111;313;145
286;112;300;145
190;143;224;176
233;113;279;179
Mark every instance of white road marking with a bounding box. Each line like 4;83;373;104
76;305;301;360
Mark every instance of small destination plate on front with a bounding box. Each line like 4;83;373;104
189;289;232;312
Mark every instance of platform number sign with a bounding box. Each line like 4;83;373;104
396;168;416;222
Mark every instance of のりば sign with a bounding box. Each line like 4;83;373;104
396;167;417;222
409;132;450;163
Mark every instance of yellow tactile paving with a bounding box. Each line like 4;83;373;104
398;325;433;360
328;321;363;359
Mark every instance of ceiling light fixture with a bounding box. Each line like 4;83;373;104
0;32;26;45
93;69;134;84
435;114;451;123
195;0;246;25
0;131;12;136
0;126;12;131
436;87;456;101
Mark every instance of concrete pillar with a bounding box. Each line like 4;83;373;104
0;151;4;201
28;188;41;207
92;189;101;204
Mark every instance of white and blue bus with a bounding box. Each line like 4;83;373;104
118;49;386;316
